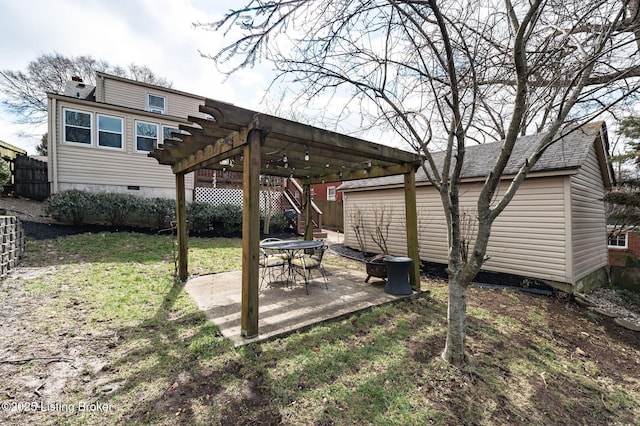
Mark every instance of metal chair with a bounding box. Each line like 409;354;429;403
259;238;287;288
291;243;329;294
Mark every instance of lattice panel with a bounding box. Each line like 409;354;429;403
195;187;288;213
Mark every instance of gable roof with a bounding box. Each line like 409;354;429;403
339;122;613;191
63;80;96;100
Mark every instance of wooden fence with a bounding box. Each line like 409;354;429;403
314;200;344;231
1;216;25;280
15;155;49;200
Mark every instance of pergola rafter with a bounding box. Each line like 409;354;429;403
149;98;422;339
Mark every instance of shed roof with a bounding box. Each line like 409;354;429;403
339;122;613;191
0;139;27;160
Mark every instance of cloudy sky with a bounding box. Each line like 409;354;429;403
0;0;279;154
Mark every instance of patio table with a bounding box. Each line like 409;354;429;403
260;240;323;284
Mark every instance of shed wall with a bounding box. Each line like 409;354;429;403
343;176;572;283
570;144;608;280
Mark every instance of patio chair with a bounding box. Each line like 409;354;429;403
259;238;288;288
290;243;329;294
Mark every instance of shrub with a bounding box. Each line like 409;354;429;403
268;213;288;233
45;190;97;224
211;203;243;234
142;197;176;230
186;201;217;232
93;192;143;226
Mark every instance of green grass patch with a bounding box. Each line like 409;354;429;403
2;232;638;425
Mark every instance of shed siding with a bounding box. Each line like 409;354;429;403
570;144;608;280
54;99;193;196
102;78;204;119
343;176;571;283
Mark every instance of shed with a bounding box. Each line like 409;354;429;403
0;140;27;194
339;122;614;292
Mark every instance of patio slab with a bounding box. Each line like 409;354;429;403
185;265;422;346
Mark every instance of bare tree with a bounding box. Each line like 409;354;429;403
370;205;393;255
347;206;368;255
203;0;640;365
0;52;172;125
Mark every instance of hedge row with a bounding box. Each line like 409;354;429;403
44;190;288;234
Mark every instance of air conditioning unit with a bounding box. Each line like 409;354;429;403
148;108;164;114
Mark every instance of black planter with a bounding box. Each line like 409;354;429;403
384;256;413;295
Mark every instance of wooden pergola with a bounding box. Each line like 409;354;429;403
149;98;421;339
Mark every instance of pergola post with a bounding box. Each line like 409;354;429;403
303;183;313;240
241;129;261;338
175;172;188;281
404;169;420;289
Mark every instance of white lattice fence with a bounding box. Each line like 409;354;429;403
194;187;287;213
1;216;25;279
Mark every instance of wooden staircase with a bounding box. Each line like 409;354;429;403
283;179;326;238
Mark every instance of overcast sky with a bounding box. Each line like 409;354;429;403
0;0;278;154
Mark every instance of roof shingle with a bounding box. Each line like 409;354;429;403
339;122;606;190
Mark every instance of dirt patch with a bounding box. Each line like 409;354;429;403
1;196;53;223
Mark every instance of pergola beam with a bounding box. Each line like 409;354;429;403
175;172;188;281
203;99;417;163
171;129;248;174
241;129;261;338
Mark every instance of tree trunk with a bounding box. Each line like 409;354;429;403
442;274;468;365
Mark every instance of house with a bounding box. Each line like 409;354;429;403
47;73;205;201
46;73;330;235
312;181;343;201
339;122;614;293
608;228;640;266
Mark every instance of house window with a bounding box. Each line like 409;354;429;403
63;109;92;145
147;94;166;114
327;186;336;201
135;121;158;152
162;126;182;141
608;231;628;249
97;114;123;149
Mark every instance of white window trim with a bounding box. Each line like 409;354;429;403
97;113;124;151
147;93;166;114
135;120;159;153
327;186;336;201
62;108;93;146
607;229;628;249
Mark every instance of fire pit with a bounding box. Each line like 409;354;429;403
365;254;388;283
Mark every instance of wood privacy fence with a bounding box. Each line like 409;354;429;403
15;156;49;201
314;200;344;231
1;216;25;279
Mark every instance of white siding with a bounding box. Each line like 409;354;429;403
101;78;204;119
53;99;194;199
570;144;608;280
343;176;572;283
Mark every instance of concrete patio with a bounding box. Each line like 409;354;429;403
185;262;425;346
